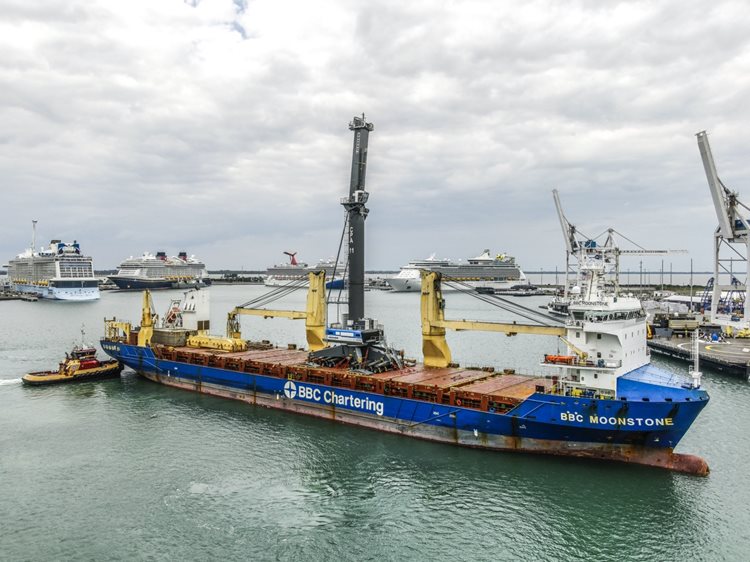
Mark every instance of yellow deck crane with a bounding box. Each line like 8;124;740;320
556;335;588;364
121;272;329;353
138;289;156;347
420;271;566;368
218;270;327;352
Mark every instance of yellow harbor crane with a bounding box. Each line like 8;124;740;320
420;271;566;368
222;270;327;351
111;270;564;369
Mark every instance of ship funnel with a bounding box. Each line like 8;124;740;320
31;220;37;253
283;251;299;265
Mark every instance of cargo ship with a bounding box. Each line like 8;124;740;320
7;221;100;301
108;251;211;290
101;116;709;475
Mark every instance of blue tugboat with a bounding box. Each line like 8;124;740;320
101;116;709;474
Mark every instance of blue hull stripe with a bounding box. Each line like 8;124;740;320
101;342;708;449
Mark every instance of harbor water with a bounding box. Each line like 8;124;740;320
2;286;749;561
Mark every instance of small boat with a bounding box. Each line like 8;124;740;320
23;345;122;386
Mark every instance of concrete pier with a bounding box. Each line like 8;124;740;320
647;336;750;378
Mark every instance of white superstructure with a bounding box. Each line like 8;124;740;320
541;242;651;396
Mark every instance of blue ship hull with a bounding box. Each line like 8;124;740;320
325;278;345;290
100;341;709;473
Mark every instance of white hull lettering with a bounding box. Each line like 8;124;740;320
290;383;384;416
588;415;674;427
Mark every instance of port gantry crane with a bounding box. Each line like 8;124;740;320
697;130;750;326
552;189;686;299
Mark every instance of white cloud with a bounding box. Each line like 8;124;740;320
1;0;749;274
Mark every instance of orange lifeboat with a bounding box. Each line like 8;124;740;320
544;355;577;365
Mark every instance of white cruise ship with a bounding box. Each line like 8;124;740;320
108;251;210;290
8;222;100;301
265;252;345;289
386;250;526;292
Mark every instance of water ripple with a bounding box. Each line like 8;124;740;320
1;290;749;561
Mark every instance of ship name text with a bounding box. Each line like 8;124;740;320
561;412;674;426
285;381;384;416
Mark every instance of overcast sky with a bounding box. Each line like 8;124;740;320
1;0;749;272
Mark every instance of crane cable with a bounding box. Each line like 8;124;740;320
236;211;351;313
237;277;308;309
442;277;565;327
328;213;349;313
